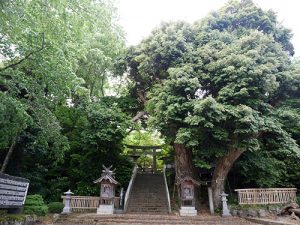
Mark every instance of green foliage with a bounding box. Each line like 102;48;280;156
0;0;125;169
123;130;164;147
24;194;48;216
0;0;134;202
0;0;132;203
237;151;287;187
125;0;300;191
47;202;64;214
0;92;31;149
0;214;27;223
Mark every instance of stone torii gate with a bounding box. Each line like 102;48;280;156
125;145;162;173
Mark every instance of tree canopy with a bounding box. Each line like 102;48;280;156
124;0;300;206
0;0;132;201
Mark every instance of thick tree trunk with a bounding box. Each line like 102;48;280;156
211;148;244;208
173;143;193;180
1;139;17;173
173;143;202;208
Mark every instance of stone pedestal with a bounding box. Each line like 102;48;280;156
179;206;197;216
97;204;114;215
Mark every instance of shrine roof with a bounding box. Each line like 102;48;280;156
176;176;200;186
93;174;119;185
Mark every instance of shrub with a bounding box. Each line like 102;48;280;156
24;194;48;216
48;202;64;213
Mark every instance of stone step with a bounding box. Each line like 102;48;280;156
126;173;169;214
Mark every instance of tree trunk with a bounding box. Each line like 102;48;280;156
211;148;244;208
173;142;203;208
173;143;193;181
173;142;194;205
1;139;17;173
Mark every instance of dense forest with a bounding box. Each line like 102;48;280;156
1;0;300;208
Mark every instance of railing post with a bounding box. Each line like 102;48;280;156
163;164;171;213
124;165;138;212
62;189;74;214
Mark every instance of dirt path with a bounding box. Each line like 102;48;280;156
52;213;257;225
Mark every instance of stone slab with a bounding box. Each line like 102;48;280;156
97;204;114;215
179;206;197;216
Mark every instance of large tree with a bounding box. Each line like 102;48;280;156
124;22;197;184
0;0;124;172
125;0;299;207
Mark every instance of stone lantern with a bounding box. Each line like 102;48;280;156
94;165;119;215
62;189;74;214
176;176;200;216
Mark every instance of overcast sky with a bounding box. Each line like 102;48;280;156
117;0;300;57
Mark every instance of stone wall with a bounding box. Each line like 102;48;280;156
0;215;37;225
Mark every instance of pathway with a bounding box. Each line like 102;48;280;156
55;213;257;225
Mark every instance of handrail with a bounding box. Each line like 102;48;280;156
163;164;171;213
124;165;138;212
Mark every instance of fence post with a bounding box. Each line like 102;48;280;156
62;189;74;214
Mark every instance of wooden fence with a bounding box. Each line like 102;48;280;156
62;196;120;212
235;188;297;205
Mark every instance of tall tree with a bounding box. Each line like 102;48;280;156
0;0;124;171
124;0;299;207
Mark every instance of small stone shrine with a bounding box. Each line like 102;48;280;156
94;165;118;215
176;175;200;216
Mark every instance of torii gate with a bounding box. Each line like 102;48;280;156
125;145;162;173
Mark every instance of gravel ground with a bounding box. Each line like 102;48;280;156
52;213;258;225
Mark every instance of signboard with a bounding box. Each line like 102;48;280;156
0;173;29;208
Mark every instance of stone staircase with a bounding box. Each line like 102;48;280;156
126;172;169;214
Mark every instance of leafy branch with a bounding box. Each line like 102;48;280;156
0;33;45;72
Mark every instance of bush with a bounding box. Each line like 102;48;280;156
48;202;64;213
297;195;300;205
24;194;48;216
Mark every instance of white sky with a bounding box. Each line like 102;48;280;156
117;0;300;57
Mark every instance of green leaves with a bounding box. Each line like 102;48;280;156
125;1;300;180
0;92;31;149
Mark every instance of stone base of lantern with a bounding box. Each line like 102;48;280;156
179;206;197;216
97;204;114;215
62;206;72;214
